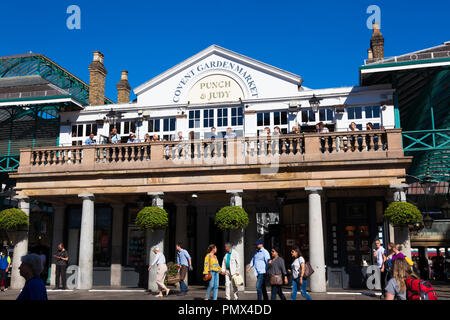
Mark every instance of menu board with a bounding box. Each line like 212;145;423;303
127;228;146;267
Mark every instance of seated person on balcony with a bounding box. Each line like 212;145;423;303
258;127;270;155
272;126;283;155
223;128;236;157
109;128;121;144
172;131;185;159
85;133;96;145
317;122;330;152
152;134;160;142
288;126;301;154
143;133;151;160
365;122;379;151
127;133;138;143
205;127;217;157
345;122;362;151
224;127;236;139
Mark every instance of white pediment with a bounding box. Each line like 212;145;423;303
134;45;303;106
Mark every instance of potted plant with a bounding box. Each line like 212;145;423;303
165;261;181;285
135;206;168;292
384;202;422;258
384;202;422;226
214;206;249;230
135;206;168;231
0;208;29;234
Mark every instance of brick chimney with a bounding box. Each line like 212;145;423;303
369;23;384;60
88;51;107;106
116;70;131;104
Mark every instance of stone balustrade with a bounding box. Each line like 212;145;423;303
17;129;404;174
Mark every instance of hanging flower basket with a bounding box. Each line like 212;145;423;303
0;208;29;232
135;206;168;231
215;206;249;230
384;202;422;226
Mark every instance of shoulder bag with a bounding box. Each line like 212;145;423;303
203;255;212;282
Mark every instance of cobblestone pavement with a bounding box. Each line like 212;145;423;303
0;282;448;300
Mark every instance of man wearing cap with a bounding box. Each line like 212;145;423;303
127;133;138;143
246;239;271;300
148;247;169;297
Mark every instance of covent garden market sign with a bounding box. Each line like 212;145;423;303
172;59;259;103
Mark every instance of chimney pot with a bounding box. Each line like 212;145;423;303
88;51;107;106
117;70;131;104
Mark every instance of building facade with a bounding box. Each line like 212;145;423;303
8;43;414;291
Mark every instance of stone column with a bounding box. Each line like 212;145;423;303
306;187;327;293
244;205;257;289
110;203;125;287
77;194;95;289
226;190;245;290
147;192;165;292
390;184;411;258
50;204;66;287
10;196;30;289
175;201;188;287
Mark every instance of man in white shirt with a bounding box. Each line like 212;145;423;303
373;239;386;297
220;242;241;300
148;247;169;297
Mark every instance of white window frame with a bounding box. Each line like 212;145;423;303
256;111;289;135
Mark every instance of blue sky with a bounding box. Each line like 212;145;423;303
1;0;449;102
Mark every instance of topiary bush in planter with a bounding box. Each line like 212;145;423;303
384;202;422;226
135;206;168;231
0;208;29;231
215;206;249;230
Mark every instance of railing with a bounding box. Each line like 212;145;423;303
0;154;20;172
17;129;405;174
364;50;450;65
402;129;450;152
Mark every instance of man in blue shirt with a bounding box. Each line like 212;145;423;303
246;239;271;300
17;254;47;300
85;133;96;145
109;128;121;144
175;242;192;296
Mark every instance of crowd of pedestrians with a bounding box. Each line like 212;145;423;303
5;237;441;301
144;239;313;301
373;240;438;300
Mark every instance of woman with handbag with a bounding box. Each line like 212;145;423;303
203;244;222;300
267;247;288;300
288;247;312;300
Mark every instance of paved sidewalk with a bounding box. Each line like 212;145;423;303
1;282;448;300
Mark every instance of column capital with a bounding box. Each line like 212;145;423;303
78;193;95;200
226;189;243;195
148;192;164;197
305;187;323;194
14;195;30;202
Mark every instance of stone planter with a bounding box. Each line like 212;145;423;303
228;228;246;290
146;228;165;292
393;225;412;258
7;229;29;289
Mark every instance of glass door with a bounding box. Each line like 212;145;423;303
344;225;371;267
